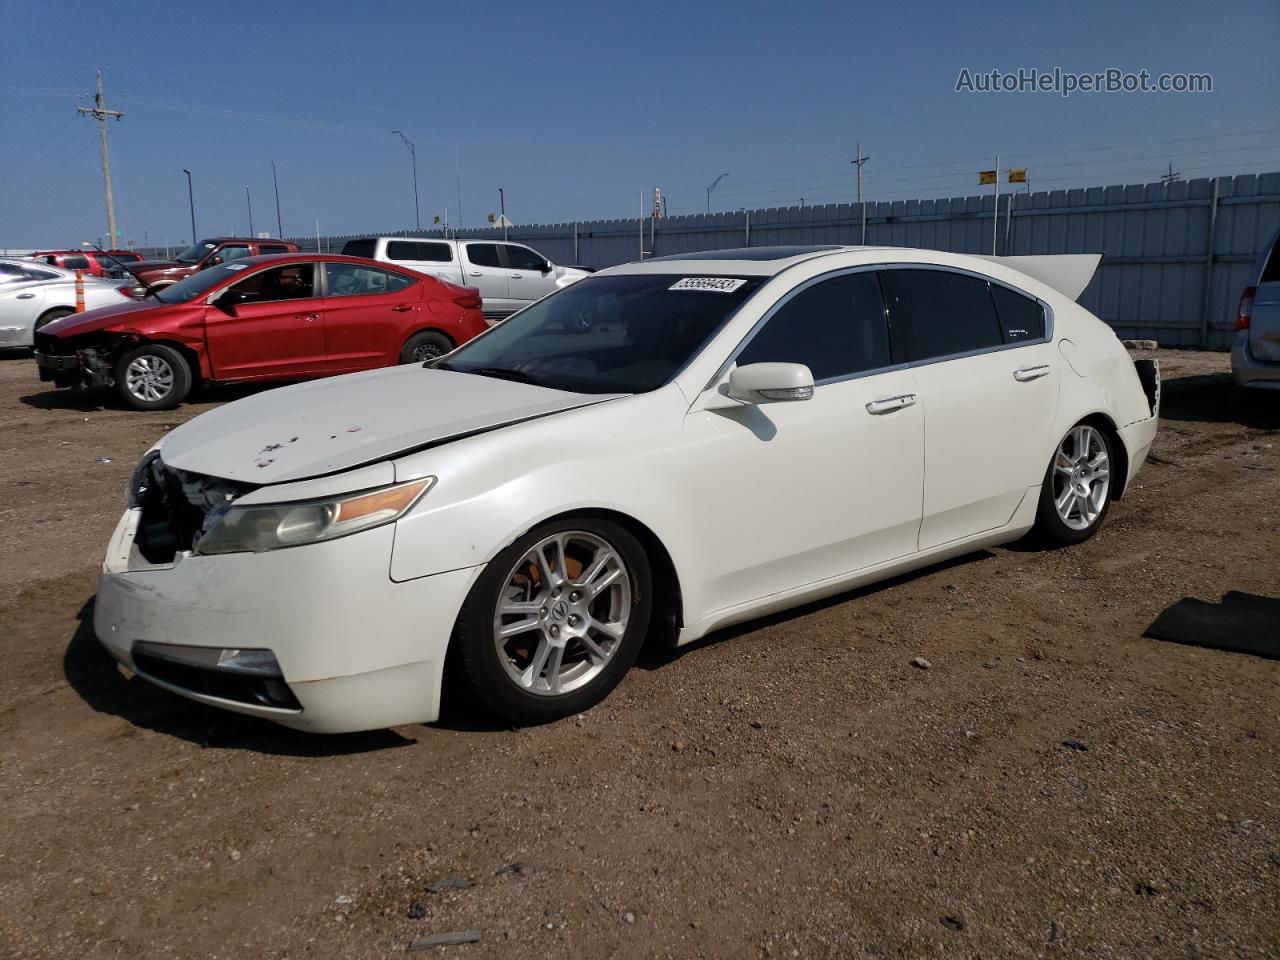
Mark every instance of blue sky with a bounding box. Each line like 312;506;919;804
1;0;1277;249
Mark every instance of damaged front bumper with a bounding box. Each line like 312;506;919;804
33;343;117;389
94;507;482;733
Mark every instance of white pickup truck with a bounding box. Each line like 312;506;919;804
341;237;589;321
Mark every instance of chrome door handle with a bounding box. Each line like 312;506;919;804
391;304;412;312
1013;364;1051;382
296;313;319;321
469;271;482;277
17;293;35;299
865;393;917;414
509;273;522;278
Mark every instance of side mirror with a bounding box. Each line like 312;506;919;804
726;362;815;404
211;288;244;309
539;261;553;274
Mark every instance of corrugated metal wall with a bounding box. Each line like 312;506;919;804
202;171;1279;350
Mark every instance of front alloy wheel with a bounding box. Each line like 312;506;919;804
453;518;652;723
1035;422;1114;544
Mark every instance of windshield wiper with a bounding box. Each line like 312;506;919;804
456;365;544;387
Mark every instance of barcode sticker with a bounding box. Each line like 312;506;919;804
669;277;746;293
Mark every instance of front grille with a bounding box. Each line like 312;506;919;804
34;332;75;356
134;459;255;564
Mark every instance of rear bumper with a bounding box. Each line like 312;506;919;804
1231;334;1280;389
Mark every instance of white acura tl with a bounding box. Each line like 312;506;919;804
95;245;1160;732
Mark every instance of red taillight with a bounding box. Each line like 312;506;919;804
1236;286;1256;331
452;288;482;310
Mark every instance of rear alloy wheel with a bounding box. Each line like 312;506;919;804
114;343;192;411
401;330;453;364
453;519;652;723
1035;422;1114;545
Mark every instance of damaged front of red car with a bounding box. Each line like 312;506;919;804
32;297;208;410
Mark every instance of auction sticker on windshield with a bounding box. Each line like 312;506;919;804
669;277;747;293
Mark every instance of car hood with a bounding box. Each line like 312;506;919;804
159;365;620;484
40;299;165;337
130;259;181;271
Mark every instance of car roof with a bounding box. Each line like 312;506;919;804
215;252;422;270
603;245;901;277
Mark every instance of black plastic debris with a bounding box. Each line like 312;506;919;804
408;930;480;950
1145;592;1280;660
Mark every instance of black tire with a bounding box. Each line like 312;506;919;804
401;330;453;364
453;517;653;724
114;343;192;411
34;308;75;333
1033;422;1115;546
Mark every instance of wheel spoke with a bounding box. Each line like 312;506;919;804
1055;485;1074;514
498;616;540;638
589;617;624;641
520;638;552;689
1075;427;1091;462
576;548;614;589
545;644;566;694
500;599;541;616
578;633;608;662
587;566;622;599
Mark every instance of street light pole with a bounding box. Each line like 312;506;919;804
245;186;254;237
706;173;729;214
499;187;507;240
392;130;421;231
271;160;283;239
182;168;196;243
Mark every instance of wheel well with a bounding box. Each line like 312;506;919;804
405;328;456;347
36;306;76;325
1078;413;1129;500
131;339;204;381
530;508;683;648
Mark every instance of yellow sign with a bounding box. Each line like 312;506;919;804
1008;168;1027;183
979;170;997;185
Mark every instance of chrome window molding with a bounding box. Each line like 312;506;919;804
704;261;1055;391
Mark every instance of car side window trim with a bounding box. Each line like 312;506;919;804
706;263;1055;392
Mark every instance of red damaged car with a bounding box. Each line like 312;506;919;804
34;254;487;410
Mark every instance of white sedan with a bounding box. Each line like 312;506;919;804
0;258;135;348
94;245;1160;732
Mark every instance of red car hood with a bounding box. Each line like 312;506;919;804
40;299;171;338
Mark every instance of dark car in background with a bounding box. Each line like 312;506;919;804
33;253;485;410
128;237;300;293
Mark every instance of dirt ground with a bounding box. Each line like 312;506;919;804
0;348;1277;960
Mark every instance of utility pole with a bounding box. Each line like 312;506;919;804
706;173;729;214
78;68;124;248
245;187;254;236
1160;161;1182;190
851;142;870;244
183;168;196;243
455;147;463;232
271;160;283;239
992;153;1000;256
392;130;421;231
499;188;507;240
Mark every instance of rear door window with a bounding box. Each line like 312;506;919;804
990;284;1046;343
465;243;502;268
214;245;252;264
61;254;90;271
342;239;377;259
324;263;415;297
735;272;891;381
879;269;1003;362
258;244;290;256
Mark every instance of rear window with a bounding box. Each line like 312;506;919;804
386;240;452;263
1262;240;1280;284
258;244;291;255
61;254;90;270
341;239;376;259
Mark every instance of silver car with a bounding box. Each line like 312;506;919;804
0;258;135;349
1232;225;1280;392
